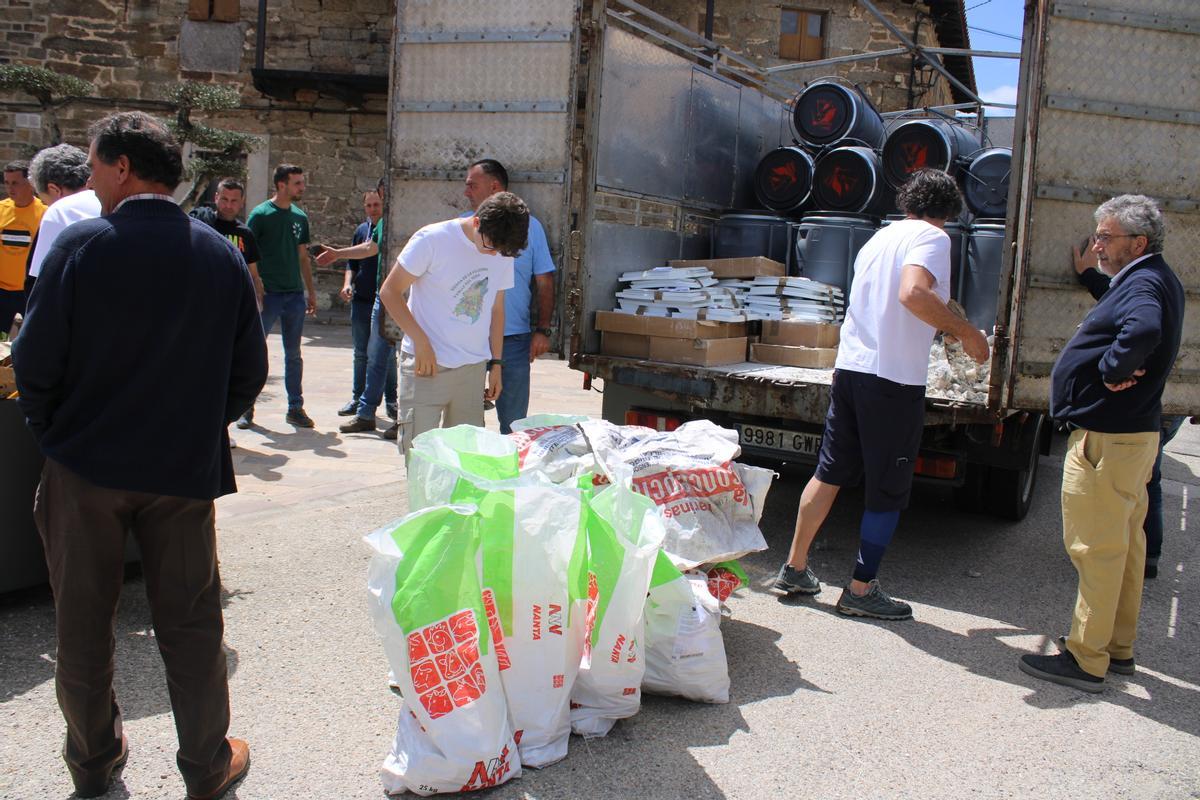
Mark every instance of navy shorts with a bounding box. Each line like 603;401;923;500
815;368;925;512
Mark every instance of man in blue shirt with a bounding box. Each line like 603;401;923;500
462;159;555;433
335;188;396;417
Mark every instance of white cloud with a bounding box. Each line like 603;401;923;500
981;84;1019;106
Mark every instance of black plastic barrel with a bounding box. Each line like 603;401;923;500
962;219;1006;332
881;214;966;302
793;212;879;296
881;118;983;189
754;146;816;214
811;146;894;217
792;80;885;148
962;148;1012;218
713;212;791;264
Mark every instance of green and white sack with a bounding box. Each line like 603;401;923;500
569;478;666;738
366;506;521;795
644;552;730;704
407;425;519;511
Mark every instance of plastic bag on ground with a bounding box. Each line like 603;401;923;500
407;426;519;511
580;419;774;568
644;551;730;704
366;506;521;795
474;482;590;768
569;477;665;738
508;415;596;485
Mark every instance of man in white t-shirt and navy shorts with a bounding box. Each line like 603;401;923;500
377;191;529;454
772;169;989;620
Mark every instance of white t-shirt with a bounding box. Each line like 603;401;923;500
835;218;951;386
28;189;103;278
398;219;514;369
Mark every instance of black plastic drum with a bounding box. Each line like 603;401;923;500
811;146;894;217
713;212;791;265
963;148;1012;218
962;219;1006;332
881;118;983;189
792;80;885;149
793;212;879;296
754;146;816;214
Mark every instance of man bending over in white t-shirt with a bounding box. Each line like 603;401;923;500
377;191;530;454
772;169;989;621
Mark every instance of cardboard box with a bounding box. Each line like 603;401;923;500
212;0;240;21
602;333;748;366
760;321;841;348
667;256;786;278
751;343;838;368
594;310;746;339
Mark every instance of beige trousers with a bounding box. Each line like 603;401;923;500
397;350;486;453
1061;428;1158;676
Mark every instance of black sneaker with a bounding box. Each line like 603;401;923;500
338;400;358;416
836;580;912;620
1055;636;1135;676
339;416;376;433
382;421;399;441
1019;650;1104;692
386;403;398;420
772;564;821;595
286;408;315;428
235;408;254;429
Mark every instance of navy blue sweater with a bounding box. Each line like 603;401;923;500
14;199;268;500
1051;254;1184;433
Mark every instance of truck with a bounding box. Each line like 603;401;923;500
384;0;1199;521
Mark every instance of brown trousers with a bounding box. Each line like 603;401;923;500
34;459;232;795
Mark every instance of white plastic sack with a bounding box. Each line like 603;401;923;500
407;426;519;511
569;479;665;738
508;416;596;485
644;554;729;704
366;506;521;795
475;485;590;768
580;419;774;568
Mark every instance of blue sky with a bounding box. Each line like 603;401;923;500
963;0;1024;116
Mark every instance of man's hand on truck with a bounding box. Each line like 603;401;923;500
1072;235;1100;274
898;264;990;364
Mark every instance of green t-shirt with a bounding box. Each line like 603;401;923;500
246;200;310;293
373;218;386;287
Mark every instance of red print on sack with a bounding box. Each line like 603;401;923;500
706;567;742;603
482;589;511;671
460;745;514;792
582;572;599;662
408;608;486;719
552;674;564;689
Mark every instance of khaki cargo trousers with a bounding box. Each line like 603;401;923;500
397;351;486;453
1061;428;1159;677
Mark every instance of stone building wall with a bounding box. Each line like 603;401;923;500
0;0;392;310
650;0;959;111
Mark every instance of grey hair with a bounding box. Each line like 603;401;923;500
29;143;91;194
1095;194;1165;253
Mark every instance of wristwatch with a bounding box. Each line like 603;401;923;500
535;327;552;337
487;359;503;369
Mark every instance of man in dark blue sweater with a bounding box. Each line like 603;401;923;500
13;112;265;799
1019;195;1184;693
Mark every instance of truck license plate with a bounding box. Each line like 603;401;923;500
737;424;822;457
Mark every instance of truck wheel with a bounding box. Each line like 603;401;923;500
987;414;1046;521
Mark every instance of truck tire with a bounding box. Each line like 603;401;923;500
986;414;1046;521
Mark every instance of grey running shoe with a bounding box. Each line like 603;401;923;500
836;580;912;620
773;564;821;595
1055;636;1135;676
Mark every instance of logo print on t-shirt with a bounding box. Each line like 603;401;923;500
453;275;489;323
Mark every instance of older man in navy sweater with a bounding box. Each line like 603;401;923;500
1019;195;1184;693
14;112;265;799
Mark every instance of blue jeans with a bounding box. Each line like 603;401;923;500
496;333;532;435
350;298;395;404
259;291;306;410
1146;415;1185;561
354;297;398;419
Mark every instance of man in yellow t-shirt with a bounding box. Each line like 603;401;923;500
1;160;47;334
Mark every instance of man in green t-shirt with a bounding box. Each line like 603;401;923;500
241;164;317;429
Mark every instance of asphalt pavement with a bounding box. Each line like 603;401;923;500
2;324;1197;800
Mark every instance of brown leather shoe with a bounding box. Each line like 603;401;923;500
72;734;129;798
187;738;250;800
